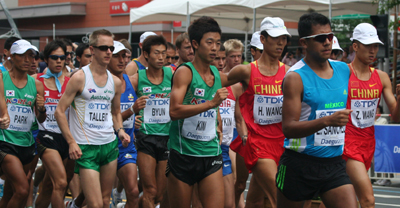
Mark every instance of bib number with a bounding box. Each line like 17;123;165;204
85;102;111;130
314;109;345;146
182;109;216;142
220;106;235;145
121;102;135;129
143;98;170;124
351;98;379;129
253;94;283;125
7;104;34;132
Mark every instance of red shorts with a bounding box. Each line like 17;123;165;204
230;135;245;157
342;135;375;170
244;132;285;170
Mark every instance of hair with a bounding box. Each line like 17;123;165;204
4;37;21;50
39;51;45;61
89;29;114;46
119;39;132;52
61;39;73;48
260;30;270;39
219;45;225;52
167;42;176;51
175;32;190;49
75;43;89;58
223;39;244;55
142;35;167;59
43;39;67;61
331;50;340;56
188;16;221;51
298;13;331;38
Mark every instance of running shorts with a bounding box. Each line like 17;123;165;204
36;131;69;159
136;132;168;162
342;135;375;170
221;144;232;176
0;141;35;165
75;139;118;172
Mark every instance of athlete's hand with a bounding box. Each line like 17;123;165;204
217;128;222;145
133;96;148;113
135;115;142;129
36;93;45;112
211;88;229;108
118;130;130;147
242;135;248;146
326;109;352;127
0;114;10;129
69;142;82;160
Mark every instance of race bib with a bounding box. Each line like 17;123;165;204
351;98;379;129
182;109;216;142
84;101;112;130
7;104;34;132
314;109;345;146
253;94;283;125
143;98;170;124
121;102;135;129
220;106;235;145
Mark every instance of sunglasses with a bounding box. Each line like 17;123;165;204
66;51;75;57
49;55;66;61
84;54;92;58
167;56;179;60
302;33;334;43
93;45;115;52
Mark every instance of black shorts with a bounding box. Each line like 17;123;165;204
166;149;222;186
36;131;69;160
136;131;168;162
0;141;36;165
276;150;351;201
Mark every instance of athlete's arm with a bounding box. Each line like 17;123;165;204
0;73;9;129
112;76;130;147
55;70;84;160
217;109;222;145
232;83;248;145
128;74;147;115
170;66;228;120
378;70;400;122
125;61;138;76
225;64;251;88
35;79;46;123
282;72;352;138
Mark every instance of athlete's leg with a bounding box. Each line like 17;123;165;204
191;183;202;208
35;172;53;208
167;172;193;208
38;149;68;208
69;174;81;198
234;154;248;207
155;160;167;203
117;163;139;208
276;190;303;208
223;173;235;208
137;151;157;208
117;179;124;193
99;159;117;208
80;168;103;208
198;169;224;208
65;158;76;197
245;176;265;208
251;158;278;208
26;155;39;207
319;184;357;208
346;159;375;208
0;154;31;208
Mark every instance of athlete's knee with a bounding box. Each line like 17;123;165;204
53;178;68;192
125;186;140;200
143;185;157;200
235;181;246;194
359;194;375;208
14;182;29;199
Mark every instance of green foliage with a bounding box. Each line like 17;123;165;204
331;18;372;49
373;0;400;14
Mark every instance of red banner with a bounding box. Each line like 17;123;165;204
173;21;182;27
110;0;150;15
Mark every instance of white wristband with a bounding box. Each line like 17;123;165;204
130;105;134;113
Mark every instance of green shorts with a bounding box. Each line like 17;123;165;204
75;139;119;173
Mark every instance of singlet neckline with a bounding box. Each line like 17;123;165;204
88;65;109;89
254;60;282;77
302;59;335;81
195;66;217;88
7;71;30;90
349;63;374;82
144;68;165;86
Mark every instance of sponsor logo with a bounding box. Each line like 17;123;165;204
194;88;205;97
223;163;230;167
143;87;152;93
6;98;32;106
104;89;113;94
211;160;223;166
90;95;110;100
43;134;54;140
275;80;282;83
6;90;14;97
324;102;345;109
10;105;16;111
124;153;133;158
88;88;96;93
343;90;347;95
24;93;34;99
369;83;377;87
58;93;62;97
257;96;264;103
162;87;171;91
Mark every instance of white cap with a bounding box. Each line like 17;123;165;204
10;40;37;55
113;41;130;54
140;31;157;43
350;23;383;45
31;45;39;53
260;17;291;37
332;36;343;51
250;31;263;50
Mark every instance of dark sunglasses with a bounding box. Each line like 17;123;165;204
66;51;75;57
93;45;115;52
302;33;334;43
167;56;178;60
49;55;66;61
84;54;92;58
34;55;39;61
